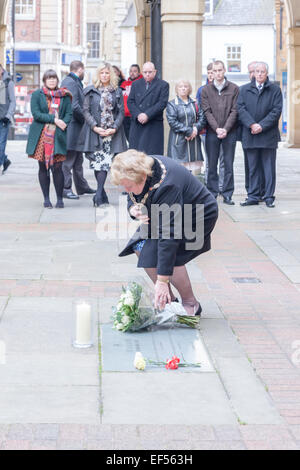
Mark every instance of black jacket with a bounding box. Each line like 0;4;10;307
61;73;84;151
237;78;283;149
77;85;127;154
127;76;169;155
119;155;218;276
166;96;206;162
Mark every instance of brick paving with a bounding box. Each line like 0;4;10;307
1;142;300;450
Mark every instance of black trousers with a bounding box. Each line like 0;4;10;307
246;148;276;203
205;130;236;199
123;116;132;142
244;148;265;197
62;150;90;194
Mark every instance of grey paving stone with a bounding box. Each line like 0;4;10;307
7;424;34;440
101;372;237;425
0;385;99;424
213;424;242;441
33;424;60;440
0;297;8;318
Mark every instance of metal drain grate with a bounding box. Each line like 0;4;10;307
232;277;262;284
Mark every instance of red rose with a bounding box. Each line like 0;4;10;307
172;356;180;364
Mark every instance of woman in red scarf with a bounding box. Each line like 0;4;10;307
26;69;72;208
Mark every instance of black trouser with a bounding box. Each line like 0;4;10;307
123;117;132;142
62;150;90;194
244;148;265;198
205;130;236;199
246;148;276;203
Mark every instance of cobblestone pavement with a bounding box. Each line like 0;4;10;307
0;141;300;450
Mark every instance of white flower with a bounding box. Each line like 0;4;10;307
117;301;123;310
115;323;124;331
123;291;135;307
134;352;146;370
121;315;131;326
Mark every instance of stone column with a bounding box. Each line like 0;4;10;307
0;24;6;66
287;28;300;148
161;0;205;98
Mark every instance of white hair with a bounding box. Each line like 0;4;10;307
255;62;269;73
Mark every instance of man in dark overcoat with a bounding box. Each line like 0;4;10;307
238;62;283;208
61;61;95;199
127;62;169;155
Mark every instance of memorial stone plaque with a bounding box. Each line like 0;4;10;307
100;324;214;372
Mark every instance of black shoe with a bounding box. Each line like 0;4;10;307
93;195;108;207
56;200;64;208
63;189;79;199
240;199;259;207
78;188;96;195
43;200;53;209
194;303;202;317
2;159;11;174
265;201;275;208
223;197;235;205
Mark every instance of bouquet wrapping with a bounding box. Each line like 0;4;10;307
112;278;199;332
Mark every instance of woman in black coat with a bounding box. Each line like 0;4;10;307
166;79;206;174
78;62;127;206
111;149;218;315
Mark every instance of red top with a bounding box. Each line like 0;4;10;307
120;74;143;116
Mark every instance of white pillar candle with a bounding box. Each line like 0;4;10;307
75;302;92;345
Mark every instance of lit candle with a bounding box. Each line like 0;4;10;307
75;302;92;345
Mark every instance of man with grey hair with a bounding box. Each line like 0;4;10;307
238;62;282;208
0;64;15;174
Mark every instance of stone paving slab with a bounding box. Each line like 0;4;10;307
0;296;8;318
0;386;100;424
101;372;237;425
247;231;300;283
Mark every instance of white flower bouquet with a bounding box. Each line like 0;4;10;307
112;279;200;332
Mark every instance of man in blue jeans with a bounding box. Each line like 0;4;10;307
0;65;16;174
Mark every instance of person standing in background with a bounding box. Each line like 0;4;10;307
120;64;143;141
0;64;16;175
128;62;169;155
61;61;96;199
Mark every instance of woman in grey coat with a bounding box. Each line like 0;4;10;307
78;62;127;206
166;80;206;174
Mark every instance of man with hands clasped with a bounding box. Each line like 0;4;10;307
238;62;283;208
201;60;239;205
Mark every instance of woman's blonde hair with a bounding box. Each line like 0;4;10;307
93;62;118;89
175;79;193;96
111;150;154;185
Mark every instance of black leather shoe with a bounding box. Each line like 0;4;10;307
223;197;235;205
56;200;64;208
194;303;202;317
63;190;79;199
240;199;259;206
265;201;275;208
78;188;96;195
2;159;11;174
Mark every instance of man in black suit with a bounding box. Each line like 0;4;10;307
61;61;95;199
127;62;169;155
238;62;283;208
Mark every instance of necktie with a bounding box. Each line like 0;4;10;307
146;82;150;90
258;84;263;94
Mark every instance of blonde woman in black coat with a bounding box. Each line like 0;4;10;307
166;80;206;175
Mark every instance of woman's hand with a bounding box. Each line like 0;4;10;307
129;205;149;224
54;118;67;131
154;280;171;311
93;126;107;136
105;128;117;136
185;126;198;141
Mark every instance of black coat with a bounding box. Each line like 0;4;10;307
166;96;206;162
127;76;169;155
237;78;283;149
119;155;218;276
61;73;84;151
77;85;127;154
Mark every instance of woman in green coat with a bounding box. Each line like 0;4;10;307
26;69;72;208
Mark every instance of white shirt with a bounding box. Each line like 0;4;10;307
214;79;226;95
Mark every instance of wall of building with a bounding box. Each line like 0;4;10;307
202;24;275;85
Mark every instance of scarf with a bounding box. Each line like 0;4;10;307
42;87;71;169
99;86;115;129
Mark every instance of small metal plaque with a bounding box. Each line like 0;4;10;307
100;324;214;372
232;277;262;284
